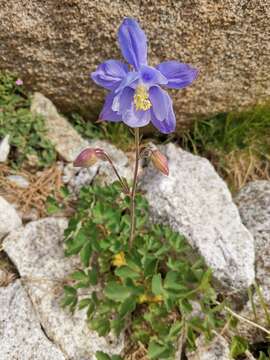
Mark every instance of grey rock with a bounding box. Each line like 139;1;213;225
0;2;269;129
0;280;66;360
0;196;22;240
7;174;30;188
3;218;123;359
31;92;88;162
0;135;10;162
187;336;230;360
140;143;255;292
64;139;132;193
235;181;270;341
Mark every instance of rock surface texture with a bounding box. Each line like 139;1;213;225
0;196;22;240
1;1;269;128
31;92;88;162
235;181;270;340
3;217;123;360
187;336;230;360
0;280;66;360
140;143;255;292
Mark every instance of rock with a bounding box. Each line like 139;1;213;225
64;139;132;193
140;143;255;292
0;280;66;359
0;196;22;240
0;2;269;129
186;336;230;360
235;181;270;341
0;268;16;287
3;217;123;359
31;92;88;162
7;174;30;188
0;135;10;162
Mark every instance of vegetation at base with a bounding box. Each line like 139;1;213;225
179;105;270;192
62;182;225;359
0;71;56;168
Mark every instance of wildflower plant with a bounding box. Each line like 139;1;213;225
62;18;223;359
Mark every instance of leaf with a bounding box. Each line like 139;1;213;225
78;298;92;310
230;336;249;358
104;282;131;302
90;318;110;336
115;266;140;280
119;297;136;318
88;268;98;285
152;274;164;296
70;270;88;281
148;340;168;359
95;351;111;360
80;241;92;267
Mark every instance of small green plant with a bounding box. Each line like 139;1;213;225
62;182;223;359
0;71;56;167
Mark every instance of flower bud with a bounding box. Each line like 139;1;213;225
150;150;169;176
73;148;106;167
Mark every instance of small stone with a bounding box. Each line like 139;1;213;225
0;196;22;240
0;280;66;359
6;174;30;188
0;134;10;162
186;336;230;360
3;217;123;359
31;92;88;162
140;143;255;292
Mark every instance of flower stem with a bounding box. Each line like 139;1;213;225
129;128;140;248
104;153;130;194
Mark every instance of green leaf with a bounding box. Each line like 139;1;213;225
78;298;92;310
80;241;92;267
95;351;111;360
119;297;136;318
88;268;98;285
115;266;140;280
152;274;164;296
148;341;168;359
70;270;88;281
90;318;110;336
104;282;131;302
230;336;248;358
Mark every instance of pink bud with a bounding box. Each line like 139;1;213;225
150;150;169;176
15;79;23;86
73;148;106;167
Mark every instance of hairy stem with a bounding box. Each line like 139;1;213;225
129;128;140;248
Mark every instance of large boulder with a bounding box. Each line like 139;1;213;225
0;196;22;240
140;143;255;292
0;1;269;128
3;217;123;360
0;280;66;360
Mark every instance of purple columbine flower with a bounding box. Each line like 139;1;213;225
91;18;198;134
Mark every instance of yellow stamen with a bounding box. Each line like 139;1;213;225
134;85;152;111
112;251;126;267
138;294;163;304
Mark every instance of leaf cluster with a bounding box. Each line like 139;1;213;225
62;182;223;359
0;71;56;167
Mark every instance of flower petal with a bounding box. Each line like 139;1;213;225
91;60;128;90
118;18;147;70
151;100;176;134
149;86;171;122
99;92;122;122
123;105;151;128
156;61;198;89
139;65;168;86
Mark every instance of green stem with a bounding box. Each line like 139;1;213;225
129;128;140;248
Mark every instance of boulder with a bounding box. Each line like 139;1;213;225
140;143;255;292
235;181;270;341
0;196;22;240
0;280;66;360
3;217;123;359
31;92;88;162
186;336;230;360
0;135;10;162
0;1;269;128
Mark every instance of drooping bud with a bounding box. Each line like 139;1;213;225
73;148;106;168
150;149;169;176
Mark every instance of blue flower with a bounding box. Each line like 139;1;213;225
91;18;198;134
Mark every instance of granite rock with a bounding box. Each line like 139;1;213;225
0;196;22;240
1;1;269;129
140;143;255;292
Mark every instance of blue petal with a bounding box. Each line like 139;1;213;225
156;61;198;89
149;86;171;122
139;65;168;86
123;105;151;128
151;100;176;134
91;60;128;90
118;18;147;70
99;92;122;122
